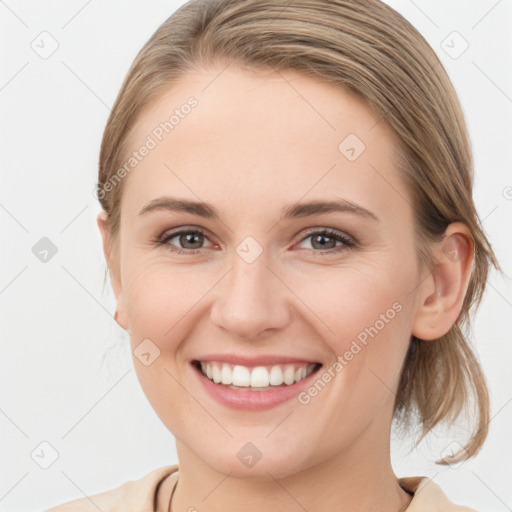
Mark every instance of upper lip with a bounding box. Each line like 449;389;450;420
192;354;321;367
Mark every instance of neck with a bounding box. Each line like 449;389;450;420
170;419;412;512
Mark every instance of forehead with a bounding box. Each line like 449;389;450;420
130;65;385;147
121;65;407;220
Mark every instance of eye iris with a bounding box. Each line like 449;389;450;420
170;231;345;251
180;232;203;249
311;233;337;250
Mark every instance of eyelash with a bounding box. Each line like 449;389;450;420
155;227;357;255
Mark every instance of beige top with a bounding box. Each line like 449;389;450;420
43;464;478;512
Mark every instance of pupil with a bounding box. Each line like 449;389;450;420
178;233;336;250
181;233;202;249
313;234;335;249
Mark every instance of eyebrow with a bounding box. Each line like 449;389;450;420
138;196;379;221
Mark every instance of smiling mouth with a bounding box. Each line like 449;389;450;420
192;360;322;391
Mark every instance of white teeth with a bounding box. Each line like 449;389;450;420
269;365;284;386
250;366;269;387
283;366;295;385
221;363;232;385
198;361;318;389
295;367;305;382
232;365;251;386
211;364;222;384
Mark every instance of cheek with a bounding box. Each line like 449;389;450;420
287;260;416;403
294;271;414;442
288;260;412;344
123;260;212;341
122;263;202;427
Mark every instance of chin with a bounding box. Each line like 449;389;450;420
197;440;315;481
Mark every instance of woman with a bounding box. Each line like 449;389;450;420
45;0;501;510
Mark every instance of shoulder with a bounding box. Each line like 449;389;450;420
43;465;179;512
400;476;479;512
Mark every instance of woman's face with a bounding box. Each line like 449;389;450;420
102;65;429;478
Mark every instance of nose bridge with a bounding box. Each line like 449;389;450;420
210;243;291;338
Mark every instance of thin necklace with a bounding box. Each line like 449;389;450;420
167;474;178;512
166;475;413;511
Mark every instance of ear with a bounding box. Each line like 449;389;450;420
412;222;474;340
97;210;129;331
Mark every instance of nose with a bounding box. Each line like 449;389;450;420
209;250;292;340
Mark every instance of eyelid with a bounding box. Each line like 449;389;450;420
157;226;216;248
294;227;356;251
297;226;355;243
156;225;357;254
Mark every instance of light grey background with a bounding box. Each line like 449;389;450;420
0;1;511;511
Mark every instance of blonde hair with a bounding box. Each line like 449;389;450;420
97;0;501;464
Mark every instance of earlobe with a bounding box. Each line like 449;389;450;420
96;211;128;331
412;223;474;341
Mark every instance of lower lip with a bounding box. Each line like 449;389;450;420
192;362;321;411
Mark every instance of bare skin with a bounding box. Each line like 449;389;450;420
98;64;473;512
